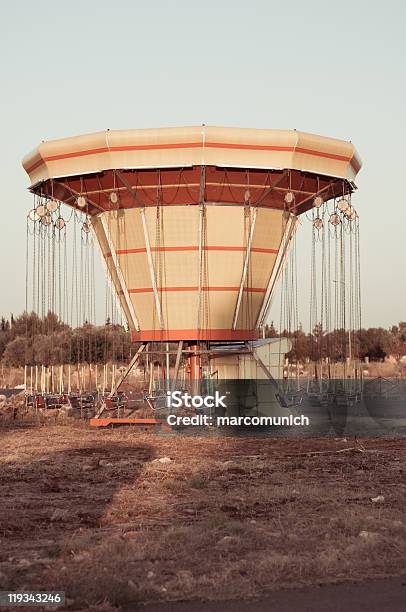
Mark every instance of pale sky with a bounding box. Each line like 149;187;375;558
0;0;405;328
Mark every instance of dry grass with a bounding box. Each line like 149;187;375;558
1;421;406;609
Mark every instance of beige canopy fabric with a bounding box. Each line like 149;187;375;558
22;125;361;187
91;205;292;341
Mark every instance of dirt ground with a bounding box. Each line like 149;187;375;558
1;421;406;610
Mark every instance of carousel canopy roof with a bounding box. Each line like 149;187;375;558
22;125;362;187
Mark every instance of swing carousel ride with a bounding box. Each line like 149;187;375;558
22;126;362;427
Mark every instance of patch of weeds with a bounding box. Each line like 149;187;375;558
206;511;228;529
47;544;62;558
189;474;206;489
162;478;184;494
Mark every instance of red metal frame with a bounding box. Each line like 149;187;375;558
90;417;165;428
30;166;350;217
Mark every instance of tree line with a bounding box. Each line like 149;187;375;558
0;312;131;367
265;322;406;362
0;312;405;367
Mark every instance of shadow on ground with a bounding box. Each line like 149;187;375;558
0;439;155;604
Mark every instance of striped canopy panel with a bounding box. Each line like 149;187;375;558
22;126;361;341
